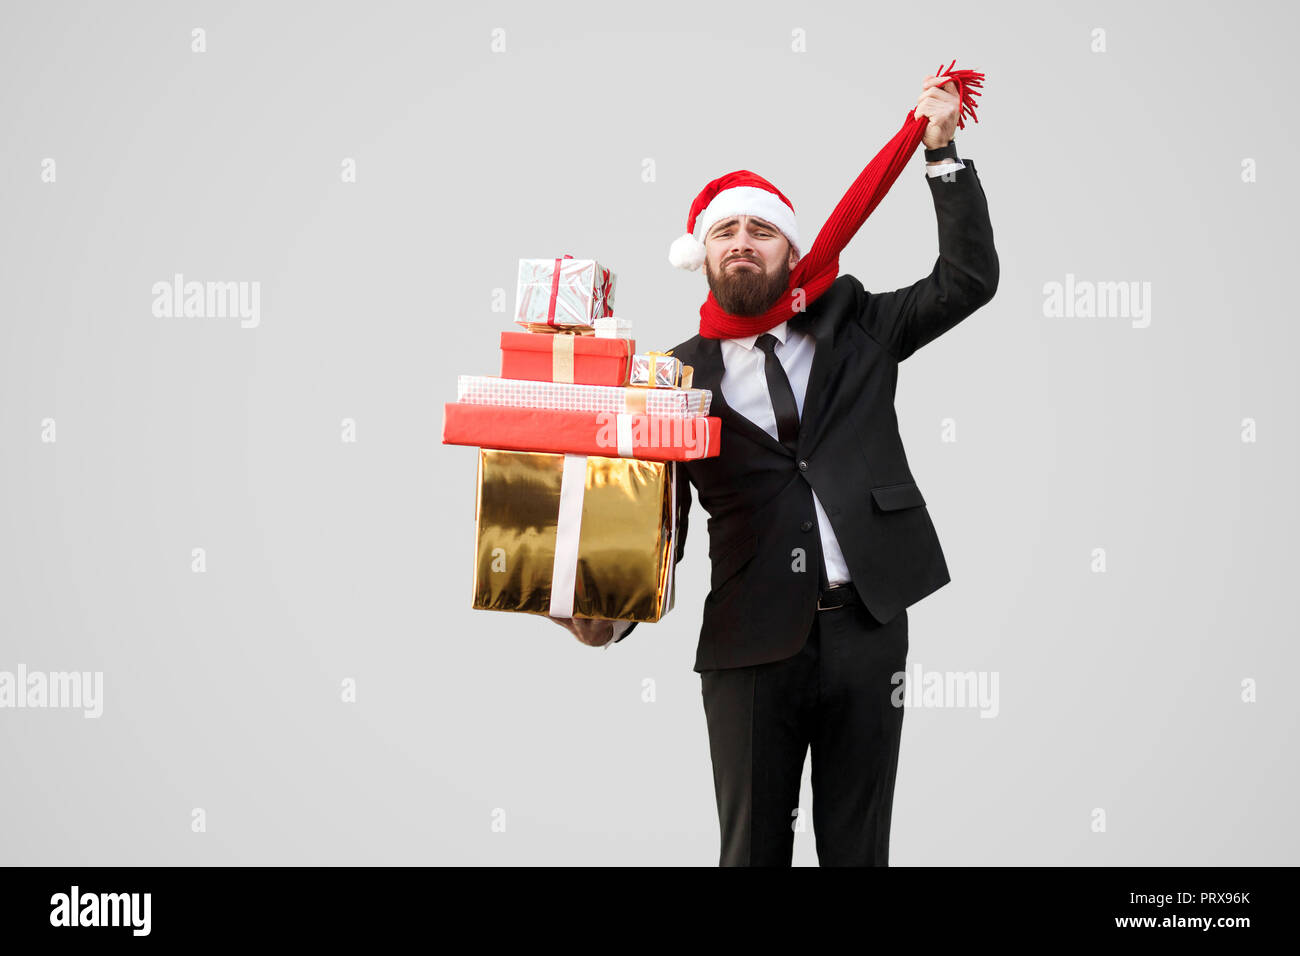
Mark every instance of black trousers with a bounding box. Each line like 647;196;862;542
699;602;909;866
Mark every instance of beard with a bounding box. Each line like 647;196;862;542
705;255;792;317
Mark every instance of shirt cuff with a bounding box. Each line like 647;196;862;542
926;159;966;178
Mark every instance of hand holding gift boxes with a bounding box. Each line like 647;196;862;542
442;256;721;629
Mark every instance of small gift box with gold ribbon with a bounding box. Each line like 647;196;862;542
629;351;694;390
471;449;677;622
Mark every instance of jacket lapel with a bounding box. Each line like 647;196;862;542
793;304;854;448
687;335;793;459
795;309;833;446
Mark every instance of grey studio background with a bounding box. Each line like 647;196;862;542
2;0;1296;867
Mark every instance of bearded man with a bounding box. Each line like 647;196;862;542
554;73;998;866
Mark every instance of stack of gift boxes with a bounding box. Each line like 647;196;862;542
442;255;722;623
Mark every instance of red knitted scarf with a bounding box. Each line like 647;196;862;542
697;60;984;340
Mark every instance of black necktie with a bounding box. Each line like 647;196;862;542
755;333;800;450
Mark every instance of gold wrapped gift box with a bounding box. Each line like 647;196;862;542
472;448;677;622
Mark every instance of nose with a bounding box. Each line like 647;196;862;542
726;227;757;261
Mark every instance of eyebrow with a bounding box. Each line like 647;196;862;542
708;217;777;237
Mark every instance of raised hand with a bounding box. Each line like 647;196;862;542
914;73;960;149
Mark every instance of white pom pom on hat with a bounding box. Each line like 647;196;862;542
668;233;707;271
669;170;802;271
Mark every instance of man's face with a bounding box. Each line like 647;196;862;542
703;215;799;316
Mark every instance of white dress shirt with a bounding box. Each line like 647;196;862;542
605;158;964;644
719;319;852;586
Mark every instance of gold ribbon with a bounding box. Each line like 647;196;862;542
519;324;635;386
523;323;596;335
622;388;647;414
552;334;575;383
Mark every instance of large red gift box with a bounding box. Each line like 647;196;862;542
442;403;721;462
499;331;636;387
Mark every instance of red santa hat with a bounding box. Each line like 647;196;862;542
668;170;802;271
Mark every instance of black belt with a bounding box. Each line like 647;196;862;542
816;584;860;611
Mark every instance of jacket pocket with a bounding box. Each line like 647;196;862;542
709;528;758;591
870;480;926;511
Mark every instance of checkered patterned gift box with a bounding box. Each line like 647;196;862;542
457;375;711;418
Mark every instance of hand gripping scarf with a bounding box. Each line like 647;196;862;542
694;60;984;340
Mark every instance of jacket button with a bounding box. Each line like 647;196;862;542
797;459;808;472
800;520;813;532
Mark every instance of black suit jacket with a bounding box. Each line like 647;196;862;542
618;159;998;672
